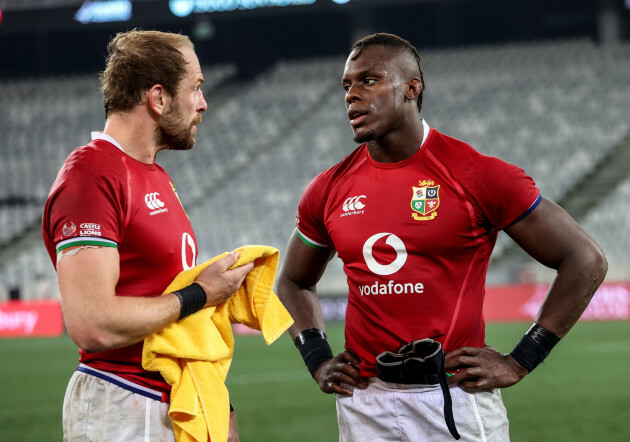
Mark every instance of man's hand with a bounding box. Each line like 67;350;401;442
313;351;368;396
195;253;254;307
445;344;528;390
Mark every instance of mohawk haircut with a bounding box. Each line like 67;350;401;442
351;33;426;113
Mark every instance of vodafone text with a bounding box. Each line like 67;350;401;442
359;280;424;296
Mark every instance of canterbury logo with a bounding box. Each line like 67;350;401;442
145;192;165;210
362;233;408;275
343;195;366;212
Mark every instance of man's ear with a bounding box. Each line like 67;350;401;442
147;84;169;116
405;77;423;102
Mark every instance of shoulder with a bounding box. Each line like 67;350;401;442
60;140;126;181
427;129;527;180
428;129;486;162
299;145;366;222
427;127;539;228
49;140;129;202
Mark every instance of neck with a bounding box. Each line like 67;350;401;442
103;109;161;164
367;114;425;163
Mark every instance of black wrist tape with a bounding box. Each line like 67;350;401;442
173;283;207;320
294;328;334;376
510;323;560;373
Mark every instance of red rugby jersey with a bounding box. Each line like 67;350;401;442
296;123;540;377
42;133;198;393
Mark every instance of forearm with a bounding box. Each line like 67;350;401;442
502;199;608;376
535;245;607;338
505;198;608;338
57;246;183;352
277;276;326;339
62;290;181;352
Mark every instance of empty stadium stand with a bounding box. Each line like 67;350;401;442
1;40;629;300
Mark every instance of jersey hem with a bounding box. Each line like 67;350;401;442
77;363;168;403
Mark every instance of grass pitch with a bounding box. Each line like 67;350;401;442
1;321;629;441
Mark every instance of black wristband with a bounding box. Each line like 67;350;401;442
173;283;207;320
510;323;560;373
294;328;334;376
294;328;328;347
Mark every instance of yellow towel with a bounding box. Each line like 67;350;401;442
142;245;294;442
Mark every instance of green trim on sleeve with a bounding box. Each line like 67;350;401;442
56;237;118;253
295;229;328;250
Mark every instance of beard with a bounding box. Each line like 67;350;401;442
156;102;201;151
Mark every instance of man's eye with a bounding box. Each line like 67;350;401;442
365;79;376;85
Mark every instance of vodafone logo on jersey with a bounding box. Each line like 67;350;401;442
340;195;366;217
181;232;196;270
363;233;407;275
359;233;424;296
145;192;168;216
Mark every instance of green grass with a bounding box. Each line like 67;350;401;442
0;337;78;441
1;321;629;441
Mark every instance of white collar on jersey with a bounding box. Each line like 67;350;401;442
91;131;125;153
420;119;430;148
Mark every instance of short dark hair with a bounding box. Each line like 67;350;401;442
351;33;426;113
100;30;194;117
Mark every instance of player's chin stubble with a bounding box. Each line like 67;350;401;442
157;107;198;151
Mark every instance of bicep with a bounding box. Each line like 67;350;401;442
504;197;600;269
279;231;335;290
57;246;120;328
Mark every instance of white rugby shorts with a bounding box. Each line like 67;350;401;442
336;377;509;442
63;369;174;442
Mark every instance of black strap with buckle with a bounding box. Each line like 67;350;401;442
376;339;460;440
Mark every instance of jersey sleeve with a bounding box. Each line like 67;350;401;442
44;148;126;255
469;154;540;231
295;173;333;250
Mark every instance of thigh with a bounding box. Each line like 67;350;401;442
336;381;509;442
457;388;510;442
336;386;403;442
398;386;509;442
63;371;175;442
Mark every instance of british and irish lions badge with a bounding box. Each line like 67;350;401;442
411;180;439;221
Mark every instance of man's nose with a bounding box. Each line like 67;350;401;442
345;84;361;104
198;92;208;112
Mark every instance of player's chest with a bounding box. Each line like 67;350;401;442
121;172;196;266
323;168;476;259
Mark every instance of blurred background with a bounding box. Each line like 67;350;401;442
1;0;629;305
1;1;629;441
